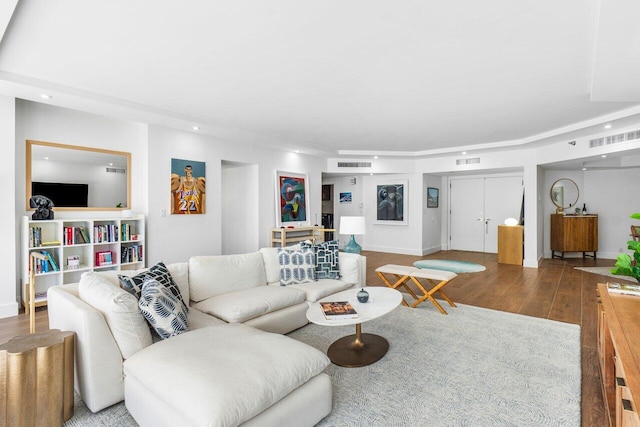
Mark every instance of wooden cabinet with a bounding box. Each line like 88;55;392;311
550;214;598;259
497;225;523;265
597;283;640;426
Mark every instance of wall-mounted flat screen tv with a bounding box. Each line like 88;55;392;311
32;182;89;207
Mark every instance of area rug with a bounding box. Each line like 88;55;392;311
64;304;580;427
413;259;486;273
574;266;640;283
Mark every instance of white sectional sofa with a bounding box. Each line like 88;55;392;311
47;247;366;426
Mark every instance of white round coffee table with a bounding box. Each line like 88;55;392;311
306;287;402;367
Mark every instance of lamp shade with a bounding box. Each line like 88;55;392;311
339;216;366;235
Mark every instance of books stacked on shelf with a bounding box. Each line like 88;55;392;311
121;245;143;263
66;255;80;270
64;226;90;245
33;250;60;273
95;251;113;267
29;226;42;247
606;282;640;296
95;251;113;266
94;224;119;243
34;291;47;302
320;301;358;320
120;223;137;241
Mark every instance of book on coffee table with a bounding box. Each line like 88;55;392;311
320;301;358;320
607;282;640;296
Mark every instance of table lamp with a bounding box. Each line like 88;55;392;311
29;251;48;333
340;216;366;254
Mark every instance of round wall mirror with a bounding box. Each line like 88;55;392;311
550;178;579;213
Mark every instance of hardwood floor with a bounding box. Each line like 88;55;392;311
1;249;630;426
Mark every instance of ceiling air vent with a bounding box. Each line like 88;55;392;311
456;157;480;165
106;167;126;174
589;129;640;148
337;161;372;168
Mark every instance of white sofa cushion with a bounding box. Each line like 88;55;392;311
138;278;189;339
192;286;306;323
123;324;330;427
260;247;281;283
189;252;267;302
339;252;361;284
78;272;152;359
284;278;355;302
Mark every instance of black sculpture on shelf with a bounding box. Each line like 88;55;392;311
30;195;55;220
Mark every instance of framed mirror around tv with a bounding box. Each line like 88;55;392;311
26;140;131;211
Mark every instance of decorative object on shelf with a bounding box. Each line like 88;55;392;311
340;216;366;254
28;251;49;333
582;203;587;215
275;171;309;227
427;187;439;208
503;217;519;226
375;180;408;225
357;288;370;303
611;212;640;282
171;158;206;215
30;195;54;220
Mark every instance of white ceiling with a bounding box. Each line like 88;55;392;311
1;0;640;159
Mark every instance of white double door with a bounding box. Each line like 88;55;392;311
449;175;523;253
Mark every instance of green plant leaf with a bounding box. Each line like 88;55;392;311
631;213;640;220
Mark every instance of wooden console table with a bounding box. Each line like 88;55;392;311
270;226;336;247
497;225;523;265
0;329;75;426
597;283;640;426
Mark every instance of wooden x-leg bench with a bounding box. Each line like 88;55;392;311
375;264;457;314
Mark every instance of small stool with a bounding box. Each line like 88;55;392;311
0;329;75;426
375;264;457;314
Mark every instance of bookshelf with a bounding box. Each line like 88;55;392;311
22;215;145;308
270;226;334;247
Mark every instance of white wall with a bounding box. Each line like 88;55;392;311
1;96;17;317
321;175;364;248
146;125;327;264
222;162;259;254
422;174;443;254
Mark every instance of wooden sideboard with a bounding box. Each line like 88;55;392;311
270;226;336;247
550;214;598;259
597;283;640;426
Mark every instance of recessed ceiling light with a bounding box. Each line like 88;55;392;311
109;162;113;166
39;94;52;99
44;157;49;160
601;155;607;158
374;156;378;159
461;151;467;155
370;173;374;176
582;167;587;171
192;126;200;131
295;150;300;153
604;124;612;129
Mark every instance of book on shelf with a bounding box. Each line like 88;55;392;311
606;282;640;296
95;251;113;266
320;301;358;320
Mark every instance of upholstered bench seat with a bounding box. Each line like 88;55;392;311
123;324;332;427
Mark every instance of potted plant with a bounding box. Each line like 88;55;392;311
611;213;640;282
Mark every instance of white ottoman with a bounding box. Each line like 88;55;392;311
123;324;332;427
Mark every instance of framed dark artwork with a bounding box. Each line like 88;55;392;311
375;181;407;225
427;187;439;208
339;192;352;203
275;171;309;227
171;158;206;214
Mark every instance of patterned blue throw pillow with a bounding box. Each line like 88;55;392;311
278;246;316;285
303;240;341;279
138;278;189;339
118;261;188;313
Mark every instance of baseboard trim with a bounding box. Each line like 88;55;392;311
0;301;19;319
